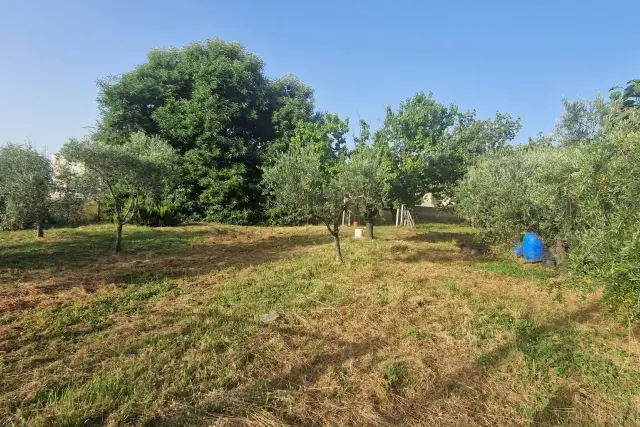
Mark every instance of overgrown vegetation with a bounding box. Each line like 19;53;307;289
456;96;640;320
1;222;638;426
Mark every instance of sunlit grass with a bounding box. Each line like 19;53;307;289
1;222;638;426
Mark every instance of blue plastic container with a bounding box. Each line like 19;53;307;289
521;232;543;262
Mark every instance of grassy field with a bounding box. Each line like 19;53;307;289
1;222;639;426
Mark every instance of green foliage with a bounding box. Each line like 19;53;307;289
47;193;88;227
0;143;52;234
263;145;346;230
384;362;410;391
610;79;640;110
95;39;528;224
266;113;350;226
526;132;554;149
290;112;349;163
374;92;458;207
454;145;582;244
341;144;393;223
566;120;640;320
96;39;318;224
265;74;318;162
422;111;522;200
262;121;349;260
134;197;182;227
60;132;176;250
374;92;520;206
554;95;609;146
456;104;640;320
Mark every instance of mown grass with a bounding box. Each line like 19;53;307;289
1;222;639;426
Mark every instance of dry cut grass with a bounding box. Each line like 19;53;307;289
1;222;639;426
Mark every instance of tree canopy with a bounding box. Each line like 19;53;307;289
97;39;316;224
60;132;176;251
341;144;393;239
373;92;521;206
0;143;52;237
263;145;347;261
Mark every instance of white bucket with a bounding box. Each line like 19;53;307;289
354;228;363;239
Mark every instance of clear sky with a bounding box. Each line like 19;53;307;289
1;0;639;154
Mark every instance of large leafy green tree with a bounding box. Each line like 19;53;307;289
265;74;318;162
374;92;458;208
375;92;520;208
0;143;52;237
60;132;176;251
96;39;316;224
427;110;521;199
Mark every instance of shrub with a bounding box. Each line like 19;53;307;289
567;126;640;320
134;197;182;227
454;145;583;247
455;111;640;320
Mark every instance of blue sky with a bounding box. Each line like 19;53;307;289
1;0;639;154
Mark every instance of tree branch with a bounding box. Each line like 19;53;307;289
323;221;337;236
103;179;122;223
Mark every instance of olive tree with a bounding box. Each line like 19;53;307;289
263;145;347;262
0;143;52;238
454;145;583;246
60;132;175;251
341;145;393;239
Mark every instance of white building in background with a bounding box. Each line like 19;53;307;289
50;154;85;199
51;154;84;174
420;193;453;208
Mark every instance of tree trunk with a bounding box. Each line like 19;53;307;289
96;200;101;222
553;237;566;265
333;233;343;263
37;222;44;239
366;221;373;240
115;222;124;252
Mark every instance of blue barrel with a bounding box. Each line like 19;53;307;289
522;232;543;262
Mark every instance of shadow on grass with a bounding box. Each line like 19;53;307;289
0;228;214;270
532;385;576;426
415;216;466;225
371;303;602;426
143;326;386;426
8;300;606;426
193;304;601;426
0;229;333;296
388;246;499;265
402;230;476;244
